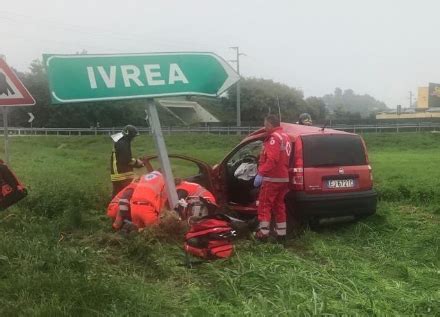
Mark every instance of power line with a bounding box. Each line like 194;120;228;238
0;30;124;54
0;10;147;42
0;10;200;49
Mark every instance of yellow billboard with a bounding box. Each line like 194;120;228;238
417;87;429;108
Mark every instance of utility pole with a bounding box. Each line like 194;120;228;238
276;95;281;120
229;46;244;128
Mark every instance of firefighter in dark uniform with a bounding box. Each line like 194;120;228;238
297;113;313;126
110;125;144;197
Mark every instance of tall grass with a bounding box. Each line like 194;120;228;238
364;133;440;209
0;133;438;315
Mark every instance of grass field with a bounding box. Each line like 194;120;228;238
0;133;439;316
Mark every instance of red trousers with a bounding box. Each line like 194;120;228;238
257;182;289;236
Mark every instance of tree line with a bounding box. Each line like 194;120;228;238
6;59;387;127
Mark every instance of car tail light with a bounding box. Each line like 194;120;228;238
368;165;373;181
292;138;304;190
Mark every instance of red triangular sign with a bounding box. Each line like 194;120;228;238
0;58;35;106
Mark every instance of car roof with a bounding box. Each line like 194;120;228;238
245;122;355;142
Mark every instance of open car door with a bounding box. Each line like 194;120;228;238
141;154;216;197
216;138;264;216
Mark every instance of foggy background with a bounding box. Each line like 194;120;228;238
2;0;439;108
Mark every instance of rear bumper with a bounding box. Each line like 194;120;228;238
286;189;377;219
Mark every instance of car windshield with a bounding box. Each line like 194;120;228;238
228;140;263;165
301;134;367;167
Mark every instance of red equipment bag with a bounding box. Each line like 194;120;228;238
0;161;27;211
184;214;237;260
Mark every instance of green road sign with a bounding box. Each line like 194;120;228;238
43;52;240;104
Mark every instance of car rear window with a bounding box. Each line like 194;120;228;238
301;134;367;167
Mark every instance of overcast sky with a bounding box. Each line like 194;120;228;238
2;0;439;108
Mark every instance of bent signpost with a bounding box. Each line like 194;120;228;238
44;52;240;208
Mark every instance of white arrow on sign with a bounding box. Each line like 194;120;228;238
28;112;34;123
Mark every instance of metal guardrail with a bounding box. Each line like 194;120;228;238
2;123;440;136
3;126;260;136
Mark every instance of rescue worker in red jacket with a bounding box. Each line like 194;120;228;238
175;178;217;219
108;171;166;231
253;115;291;242
175;178;216;205
110;125;144;197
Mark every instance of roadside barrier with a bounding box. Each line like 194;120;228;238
3;123;440;136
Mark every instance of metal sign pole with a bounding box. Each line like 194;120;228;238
2;107;9;164
146;99;178;209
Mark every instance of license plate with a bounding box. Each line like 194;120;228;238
327;179;355;188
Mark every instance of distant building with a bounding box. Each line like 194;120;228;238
377;83;440;120
417;87;429;109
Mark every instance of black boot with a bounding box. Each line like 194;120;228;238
275;235;286;246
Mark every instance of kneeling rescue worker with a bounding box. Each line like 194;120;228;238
108;172;218;231
108;170;167;231
254;115;291;242
175;178;217;219
110;125;144;197
174;178;216;205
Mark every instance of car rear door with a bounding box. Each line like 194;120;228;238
142;154;216;196
300;134;372;194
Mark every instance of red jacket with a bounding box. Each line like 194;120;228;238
258;127;291;181
176;181;217;205
107;171;166;228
